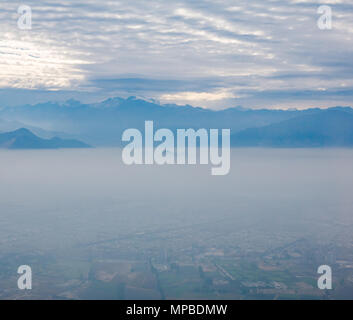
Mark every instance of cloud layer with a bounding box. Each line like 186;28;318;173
0;0;352;109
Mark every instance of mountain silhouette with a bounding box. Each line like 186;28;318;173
1;97;353;147
0;128;91;149
231;109;353;147
0;97;321;146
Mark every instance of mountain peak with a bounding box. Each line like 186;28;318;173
12;128;33;135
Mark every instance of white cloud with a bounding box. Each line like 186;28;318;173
161;89;238;104
0;0;352;109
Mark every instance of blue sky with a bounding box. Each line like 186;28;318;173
0;0;352;109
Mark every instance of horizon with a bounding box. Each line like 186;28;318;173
1;95;353;112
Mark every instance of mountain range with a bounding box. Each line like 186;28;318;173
0;97;353;148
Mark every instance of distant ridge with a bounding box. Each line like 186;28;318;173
231;109;353;147
0;128;91;149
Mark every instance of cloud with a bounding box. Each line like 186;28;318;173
0;0;352;109
160;89;238;103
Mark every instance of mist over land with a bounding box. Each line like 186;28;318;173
0;148;352;299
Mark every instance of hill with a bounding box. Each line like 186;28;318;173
0;128;91;149
231;110;353;147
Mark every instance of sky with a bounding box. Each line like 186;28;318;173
0;0;352;109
